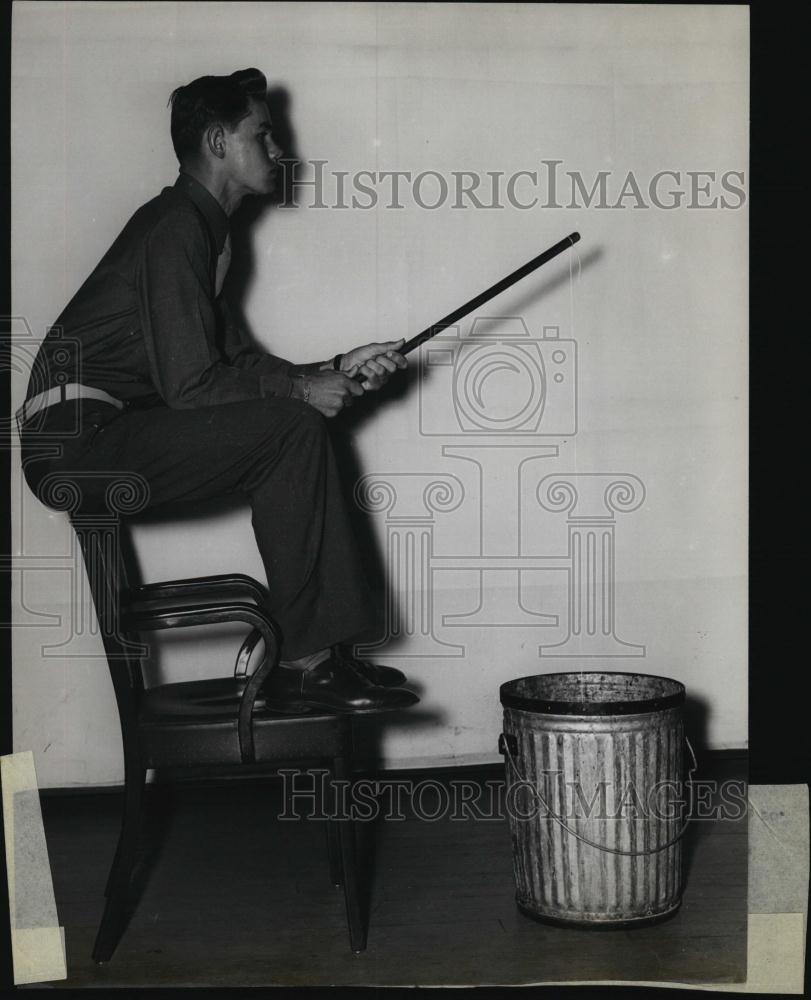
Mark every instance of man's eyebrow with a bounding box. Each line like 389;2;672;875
256;119;273;130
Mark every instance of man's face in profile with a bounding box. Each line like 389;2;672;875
226;96;281;197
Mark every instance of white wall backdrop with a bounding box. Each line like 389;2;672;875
11;2;748;787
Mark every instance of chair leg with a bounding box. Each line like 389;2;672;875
332;755;366;953
92;765;147;963
326;818;343;887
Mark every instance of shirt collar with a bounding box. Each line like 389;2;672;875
174;172;230;253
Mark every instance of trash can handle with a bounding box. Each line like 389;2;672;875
499;733;698;857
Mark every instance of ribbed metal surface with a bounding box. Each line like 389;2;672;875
504;702;684;925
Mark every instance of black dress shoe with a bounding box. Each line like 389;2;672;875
263;655;419;715
333;645;408;688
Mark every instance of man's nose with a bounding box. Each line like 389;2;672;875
267;136;283;161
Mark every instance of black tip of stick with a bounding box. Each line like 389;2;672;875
569;232;581;245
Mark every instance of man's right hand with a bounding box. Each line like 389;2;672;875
291;366;365;417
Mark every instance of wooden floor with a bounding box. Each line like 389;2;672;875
37;754;747;988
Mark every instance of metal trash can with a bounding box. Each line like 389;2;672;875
499;671;692;927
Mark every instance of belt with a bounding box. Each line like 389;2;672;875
16;382;125;432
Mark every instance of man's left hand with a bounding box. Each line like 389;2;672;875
341;339;408;390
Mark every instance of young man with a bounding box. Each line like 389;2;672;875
19;68;418;715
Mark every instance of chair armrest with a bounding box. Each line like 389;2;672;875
125;601;281;764
235;627;265;678
127;574;269;607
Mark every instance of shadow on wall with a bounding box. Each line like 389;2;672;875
224;84;300;337
219;82;404;653
206;81;607;688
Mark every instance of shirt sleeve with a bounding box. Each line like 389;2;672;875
216;295;297;398
135;207;294;408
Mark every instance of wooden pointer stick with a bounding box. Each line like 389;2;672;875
353;231;581;381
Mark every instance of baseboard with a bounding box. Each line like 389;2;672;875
36;746;749;796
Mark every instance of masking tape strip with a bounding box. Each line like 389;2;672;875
748;784;809;917
1;751;67;984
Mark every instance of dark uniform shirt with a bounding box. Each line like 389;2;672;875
25;172;294;409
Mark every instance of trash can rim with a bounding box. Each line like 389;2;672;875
499;670;685;716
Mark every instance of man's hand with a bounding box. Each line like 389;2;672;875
292;367;366;418
341;339;408;390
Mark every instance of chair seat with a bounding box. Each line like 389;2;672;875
138;678;350;767
140;677;287;722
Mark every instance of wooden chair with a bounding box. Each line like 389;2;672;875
35;470;367;961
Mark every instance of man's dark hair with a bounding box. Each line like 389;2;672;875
168;68;267;163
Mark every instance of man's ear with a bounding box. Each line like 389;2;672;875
205;123;226;160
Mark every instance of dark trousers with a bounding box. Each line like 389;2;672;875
21;396;376;658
